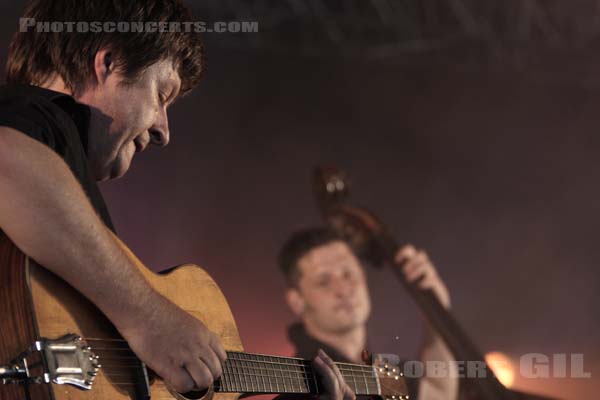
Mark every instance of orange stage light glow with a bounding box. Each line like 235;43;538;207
485;351;515;388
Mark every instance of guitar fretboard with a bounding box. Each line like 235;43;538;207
216;351;379;396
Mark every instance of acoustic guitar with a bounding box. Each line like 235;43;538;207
0;230;408;400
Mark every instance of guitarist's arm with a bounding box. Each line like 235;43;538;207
0;127;226;394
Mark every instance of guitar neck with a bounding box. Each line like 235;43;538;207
215;351;379;396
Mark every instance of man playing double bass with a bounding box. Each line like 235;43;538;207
278;227;459;400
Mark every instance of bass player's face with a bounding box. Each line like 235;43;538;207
289;241;371;335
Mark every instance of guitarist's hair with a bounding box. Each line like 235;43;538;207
6;0;204;97
278;227;347;287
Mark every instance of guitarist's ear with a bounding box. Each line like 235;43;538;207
93;48;115;86
285;288;305;316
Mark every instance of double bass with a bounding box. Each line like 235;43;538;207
312;166;557;400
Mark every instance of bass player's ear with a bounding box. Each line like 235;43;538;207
285;288;305;317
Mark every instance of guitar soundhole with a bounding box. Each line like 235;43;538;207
165;382;212;400
181;389;208;400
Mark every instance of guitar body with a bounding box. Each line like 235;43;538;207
0;231;243;400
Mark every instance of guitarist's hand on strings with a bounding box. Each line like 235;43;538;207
312;349;356;400
118;294;227;394
395;245;451;309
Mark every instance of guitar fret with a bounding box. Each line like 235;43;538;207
259;355;267;392
289;360;297;393
246;355;255;392
286;359;293;392
237;357;245;392
236;357;244;392
251;354;258;392
340;364;371;395
268;356;277;392
358;365;368;395
245;354;255;392
311;361;320;394
244;358;252;392
225;357;233;392
273;357;281;392
371;367;379;394
294;359;302;392
243;354;249;392
361;370;369;393
301;359;310;393
367;366;378;394
224;357;231;391
223;359;230;392
277;356;285;392
265;356;273;392
279;356;292;392
295;359;302;393
301;359;311;393
298;359;305;392
220;353;385;397
231;357;239;392
351;368;359;395
268;356;276;392
254;355;261;392
269;356;274;392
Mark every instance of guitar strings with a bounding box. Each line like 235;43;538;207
93;371;388;396
91;363;400;396
84;338;377;374
94;364;382;386
80;338;405;397
94;362;380;381
95;363;380;380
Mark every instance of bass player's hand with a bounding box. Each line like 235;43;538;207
396;244;451;309
119;294;227;393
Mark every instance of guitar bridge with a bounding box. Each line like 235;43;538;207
1;333;100;390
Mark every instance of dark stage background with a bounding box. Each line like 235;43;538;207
1;1;599;398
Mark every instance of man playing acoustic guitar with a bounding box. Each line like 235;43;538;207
0;1;353;399
279;228;459;400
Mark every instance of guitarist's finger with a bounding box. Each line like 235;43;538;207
342;383;356;400
166;366;196;394
320;350;354;400
210;334;228;363
200;348;223;379
185;359;213;391
312;352;341;399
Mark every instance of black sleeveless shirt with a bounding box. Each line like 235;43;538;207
0;83;114;231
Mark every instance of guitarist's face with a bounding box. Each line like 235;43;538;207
78;52;181;181
287;241;371;335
